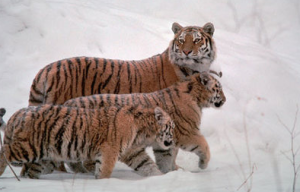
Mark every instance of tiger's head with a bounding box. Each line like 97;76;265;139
190;72;226;108
0;108;6;131
154;107;175;150
169;22;216;74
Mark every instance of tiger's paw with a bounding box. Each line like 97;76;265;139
198;158;209;169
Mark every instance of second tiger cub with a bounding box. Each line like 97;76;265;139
0;105;174;179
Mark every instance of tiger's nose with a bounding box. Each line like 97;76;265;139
164;141;173;147
183;50;192;56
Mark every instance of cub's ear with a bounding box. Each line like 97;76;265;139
172;22;183;34
0;108;6;117
203;22;214;36
199;72;210;86
155;107;167;125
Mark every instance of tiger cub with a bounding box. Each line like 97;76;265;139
0;105;174;179
64;72;226;173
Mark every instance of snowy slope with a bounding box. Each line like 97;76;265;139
0;0;300;191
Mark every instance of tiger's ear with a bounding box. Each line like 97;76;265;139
172;22;183;34
0;108;6;117
155;107;167;125
203;22;214;36
199;72;210;86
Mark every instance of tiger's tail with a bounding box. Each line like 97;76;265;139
0;141;7;176
0;108;6;131
0;108;7;176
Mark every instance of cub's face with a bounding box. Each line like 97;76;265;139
154;107;175;150
198;72;226;108
0;108;6;130
169;22;216;73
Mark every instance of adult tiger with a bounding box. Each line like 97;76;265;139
28;22;218;173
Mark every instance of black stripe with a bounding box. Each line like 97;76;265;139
142;94;152;107
8;145;18;162
152;56;162;89
62;61;68;92
30;82;44;96
114;60;122;94
55;107;71;154
68;108;78;158
91;58;99;94
159;54;167;87
81;63;86;96
67;59;74;97
36;67;46;83
115;95;119;106
190;146;199;152
120;95;125;106
40;105;54;148
28;93;43;105
127;62;132;93
75;58;81;96
132;61;142;92
79;96;85;108
106;95;111;106
134;158;149;171
85;57;92;77
113;107;122;142
102;60;115;90
19;145;30;162
125;148;145;166
91;72;98;94
152;149;170;153
56;61;61;90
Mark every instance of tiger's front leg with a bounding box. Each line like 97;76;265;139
152;143;178;173
179;134;210;169
94;147;118;179
120;147;162;176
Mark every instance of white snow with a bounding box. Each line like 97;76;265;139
0;0;300;191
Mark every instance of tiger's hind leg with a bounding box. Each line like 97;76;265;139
120;147;162;176
83;159;95;173
67;162;88;173
0;151;7;176
56;162;67;172
20;160;64;177
23;161;55;179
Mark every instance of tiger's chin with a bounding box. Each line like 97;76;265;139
156;140;174;150
170;54;212;73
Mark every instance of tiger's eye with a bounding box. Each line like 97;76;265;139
194;38;201;44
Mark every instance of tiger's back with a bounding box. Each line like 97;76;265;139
29;54;178;106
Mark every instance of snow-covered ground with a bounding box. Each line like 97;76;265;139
0;0;300;191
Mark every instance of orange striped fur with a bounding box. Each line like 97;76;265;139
64;72;226;173
29;22;216;106
0;105;174;179
27;22;217;174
